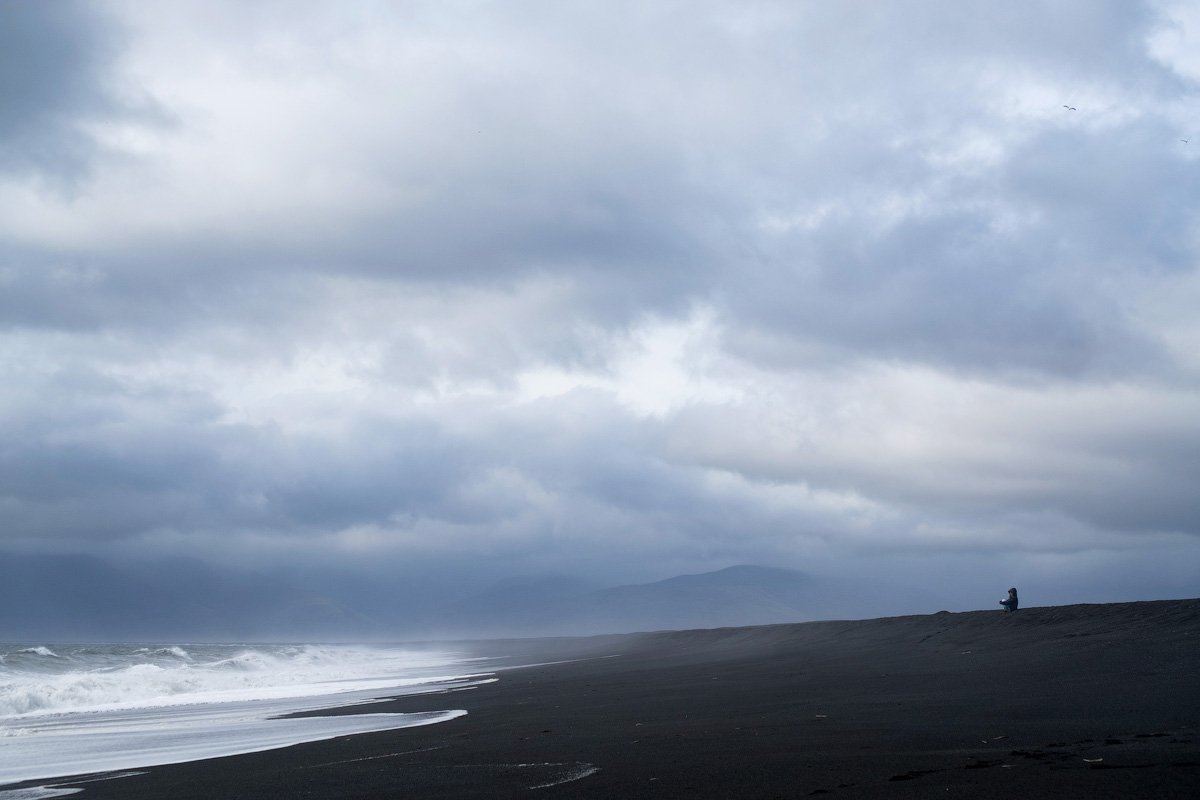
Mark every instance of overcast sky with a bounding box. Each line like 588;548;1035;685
3;0;1199;609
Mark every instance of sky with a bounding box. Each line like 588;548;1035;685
2;0;1199;611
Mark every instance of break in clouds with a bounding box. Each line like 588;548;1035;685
2;0;1199;605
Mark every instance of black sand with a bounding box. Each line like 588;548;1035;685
22;599;1200;798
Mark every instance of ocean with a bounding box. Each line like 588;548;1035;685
0;642;485;792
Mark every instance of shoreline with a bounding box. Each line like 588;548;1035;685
9;599;1200;798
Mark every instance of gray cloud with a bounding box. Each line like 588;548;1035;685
0;1;142;184
1;0;1198;612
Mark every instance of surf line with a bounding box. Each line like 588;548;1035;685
301;745;449;770
528;763;601;790
0;771;147;800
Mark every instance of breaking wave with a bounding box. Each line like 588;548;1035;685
0;643;465;718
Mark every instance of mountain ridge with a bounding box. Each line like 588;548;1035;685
0;554;945;641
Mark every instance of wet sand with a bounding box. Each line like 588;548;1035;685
23;599;1200;798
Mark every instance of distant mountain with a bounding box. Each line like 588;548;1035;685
438;574;603;633
0;554;947;642
437;565;945;638
1;553;173;641
0;553;386;642
574;565;833;631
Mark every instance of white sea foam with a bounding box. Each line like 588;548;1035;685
0;643;462;717
0;789;81;799
16;648;58;658
528;763;600;789
0;643;481;788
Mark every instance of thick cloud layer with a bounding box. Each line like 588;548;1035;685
2;0;1198;610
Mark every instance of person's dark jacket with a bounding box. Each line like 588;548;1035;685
1000;589;1018;611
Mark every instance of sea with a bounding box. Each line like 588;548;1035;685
0;642;487;794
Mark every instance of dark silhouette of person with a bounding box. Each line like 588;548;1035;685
999;587;1019;612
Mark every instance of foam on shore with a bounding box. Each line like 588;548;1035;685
0;644;484;788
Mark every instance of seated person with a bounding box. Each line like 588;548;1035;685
999;587;1019;612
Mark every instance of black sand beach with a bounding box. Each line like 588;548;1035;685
23;599;1200;798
